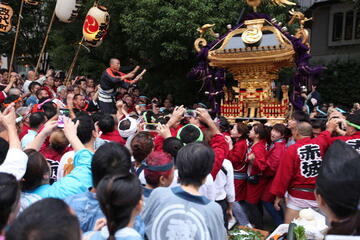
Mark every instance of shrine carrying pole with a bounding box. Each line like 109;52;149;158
34;7;56;75
64;38;84;85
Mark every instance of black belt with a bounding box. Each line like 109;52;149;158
292;187;315;193
234;172;248;180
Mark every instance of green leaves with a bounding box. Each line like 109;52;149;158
3;0;302;104
318;60;360;108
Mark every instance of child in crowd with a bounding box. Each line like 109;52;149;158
84;174;143;240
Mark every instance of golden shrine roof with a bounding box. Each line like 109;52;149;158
207;19;295;68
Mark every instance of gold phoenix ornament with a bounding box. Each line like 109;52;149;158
288;8;312;46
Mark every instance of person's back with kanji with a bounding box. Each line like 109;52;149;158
270;121;336;223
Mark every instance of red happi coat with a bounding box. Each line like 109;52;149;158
227;138;248;201
261;139;287;202
245;140;268;204
210;134;229;180
270;132;331;200
329;131;360;154
100;129;126;146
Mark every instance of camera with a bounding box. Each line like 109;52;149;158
143;123;159;131
57;108;70;128
247;175;259;184
184;109;197;118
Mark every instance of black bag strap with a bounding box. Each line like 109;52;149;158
221;166;228;176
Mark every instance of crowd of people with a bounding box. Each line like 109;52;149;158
0;58;359;240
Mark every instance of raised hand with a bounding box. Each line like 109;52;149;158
158;124;172;139
41;120;58;137
0;103;16;130
63;118;79;139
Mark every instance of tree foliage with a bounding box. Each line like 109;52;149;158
0;1;54;67
2;0;301;104
317;60;360;108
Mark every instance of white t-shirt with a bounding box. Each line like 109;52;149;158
56;151;75;180
213;159;235;202
22;80;32;94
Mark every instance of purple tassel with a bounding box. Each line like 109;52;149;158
187;12;325;113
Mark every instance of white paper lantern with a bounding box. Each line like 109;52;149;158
55;0;82;23
82;6;110;47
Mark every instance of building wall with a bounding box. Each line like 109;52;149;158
309;2;360;63
298;0;327;9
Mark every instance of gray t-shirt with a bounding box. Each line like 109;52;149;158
142;186;227;240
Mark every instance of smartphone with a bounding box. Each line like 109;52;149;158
184;109;197;118
57;108;70;128
143;123;159;132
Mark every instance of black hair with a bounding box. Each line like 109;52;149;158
6;198;81;240
98;114;115;134
22;149;50;191
178;125;201;144
91;111;105;123
97;174;142;240
291;111;310;123
234;122;249;140
28;82;41;93
75;79;86;85
143;111;155;123
73;94;82;101
176;142;214;187
252;123;268;140
91;142;132;188
217;116;231;133
163;137;183;160
73;113;95;144
0;173;20;232
310;119;326;131
29;112;46;129
35;88;47;99
130;132;154;163
4;95;20;104
119;119;131;131
284;127;292;142
272;123;287;137
155;115;170;125
316;141;360;235
41;102;57;120
0;137;9;165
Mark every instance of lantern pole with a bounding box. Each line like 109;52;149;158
8;0;25;74
64;38;84;85
34;7;56;75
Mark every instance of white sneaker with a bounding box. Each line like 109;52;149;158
228;217;237;230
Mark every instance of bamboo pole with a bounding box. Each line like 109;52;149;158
8;0;24;74
64;39;84;85
34;7;56;75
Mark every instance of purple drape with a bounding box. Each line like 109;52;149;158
187;12;325;113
